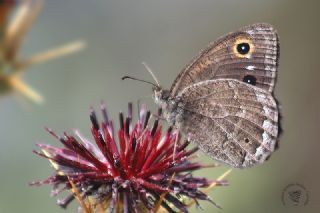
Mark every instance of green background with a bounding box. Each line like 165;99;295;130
0;0;319;212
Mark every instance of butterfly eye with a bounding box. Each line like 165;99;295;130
244;138;250;143
243;75;256;85
237;43;250;55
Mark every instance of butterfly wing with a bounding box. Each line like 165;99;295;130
170;23;279;96
175;79;279;168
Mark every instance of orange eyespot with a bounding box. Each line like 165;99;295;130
233;37;254;58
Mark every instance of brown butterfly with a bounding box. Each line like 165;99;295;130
124;23;281;168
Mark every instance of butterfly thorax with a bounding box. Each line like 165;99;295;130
153;88;183;126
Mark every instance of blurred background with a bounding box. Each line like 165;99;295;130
0;0;319;212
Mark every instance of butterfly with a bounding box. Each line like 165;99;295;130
124;23;281;168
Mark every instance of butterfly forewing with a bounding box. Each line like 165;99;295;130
176;79;279;168
170;23;279;96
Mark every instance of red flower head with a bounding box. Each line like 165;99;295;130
31;102;228;212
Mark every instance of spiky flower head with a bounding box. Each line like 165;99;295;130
31;102;228;212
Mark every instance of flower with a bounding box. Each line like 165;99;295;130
0;0;85;104
30;102;229;212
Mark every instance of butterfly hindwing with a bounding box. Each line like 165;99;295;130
170;23;279;96
175;79;279;168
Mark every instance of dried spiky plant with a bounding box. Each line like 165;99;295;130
0;0;85;104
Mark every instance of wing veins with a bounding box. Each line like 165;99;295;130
214;119;260;162
186;96;276;110
180;105;275;151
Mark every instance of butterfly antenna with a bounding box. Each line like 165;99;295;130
121;76;158;88
142;62;160;87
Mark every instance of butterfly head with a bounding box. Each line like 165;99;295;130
153;87;181;125
153;86;170;106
